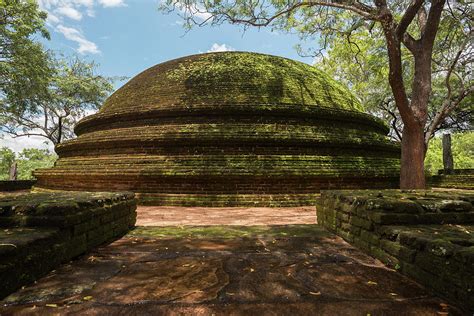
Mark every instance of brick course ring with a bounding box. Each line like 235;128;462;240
34;52;401;205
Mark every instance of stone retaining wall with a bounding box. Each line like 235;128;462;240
429;169;474;190
0;180;36;191
317;190;474;313
0;191;136;299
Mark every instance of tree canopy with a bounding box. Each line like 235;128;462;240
313;10;472;141
0;147;57;180
1;56;115;144
1;0;116;145
0;0;52;114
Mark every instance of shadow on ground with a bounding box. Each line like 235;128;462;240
1;225;459;315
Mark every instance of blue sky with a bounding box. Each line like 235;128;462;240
2;0;315;152
40;0;314;87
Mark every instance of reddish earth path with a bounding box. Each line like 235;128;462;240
136;206;317;226
1;225;459;315
0;204;461;315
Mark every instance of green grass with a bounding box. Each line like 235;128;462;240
128;224;329;239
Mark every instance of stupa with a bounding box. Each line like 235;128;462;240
34;52;400;206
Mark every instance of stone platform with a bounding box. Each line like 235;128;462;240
429;169;474;190
317;189;474;313
0;191;137;299
0;225;458;315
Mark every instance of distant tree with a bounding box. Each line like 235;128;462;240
0;147;57;180
0;0;52;114
16;148;56;179
0;147;15;180
425;132;474;174
1;56;115;145
160;0;473;189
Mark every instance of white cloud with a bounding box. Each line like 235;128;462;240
207;43;235;53
1;135;54;153
57;25;100;54
38;0;126;54
99;0;126;8
56;6;83;20
174;2;212;22
46;12;61;24
172;20;184;26
39;0;94;12
193;9;212;21
75;0;94;6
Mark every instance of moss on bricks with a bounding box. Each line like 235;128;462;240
0;191;137;299
318;189;474;312
34;52;400;206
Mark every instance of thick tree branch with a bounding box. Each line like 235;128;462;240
373;0;415;127
396;0;425;39
421;0;445;47
417;5;427;34
402;33;418;52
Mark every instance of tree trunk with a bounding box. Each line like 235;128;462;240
9;162;17;180
442;133;454;174
400;124;426;189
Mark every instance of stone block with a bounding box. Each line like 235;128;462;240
360;230;380;246
316;189;474;312
349;216;373;230
368;212;419;225
380;239;416;262
0;191;137;300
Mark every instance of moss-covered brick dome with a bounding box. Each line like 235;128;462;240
34;52;400;206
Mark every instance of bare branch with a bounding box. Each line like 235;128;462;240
379;99;403;141
425;84;473;143
187;0;380;28
425;33;472;142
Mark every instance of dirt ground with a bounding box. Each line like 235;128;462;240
136;206;317;226
0;206;461;315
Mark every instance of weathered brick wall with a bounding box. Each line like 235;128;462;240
0;180;36;191
0;191;136;299
317;190;474;313
34;52;401;206
429;169;474;190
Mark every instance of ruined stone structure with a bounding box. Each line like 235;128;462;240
34;52;400;206
318;189;474;312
